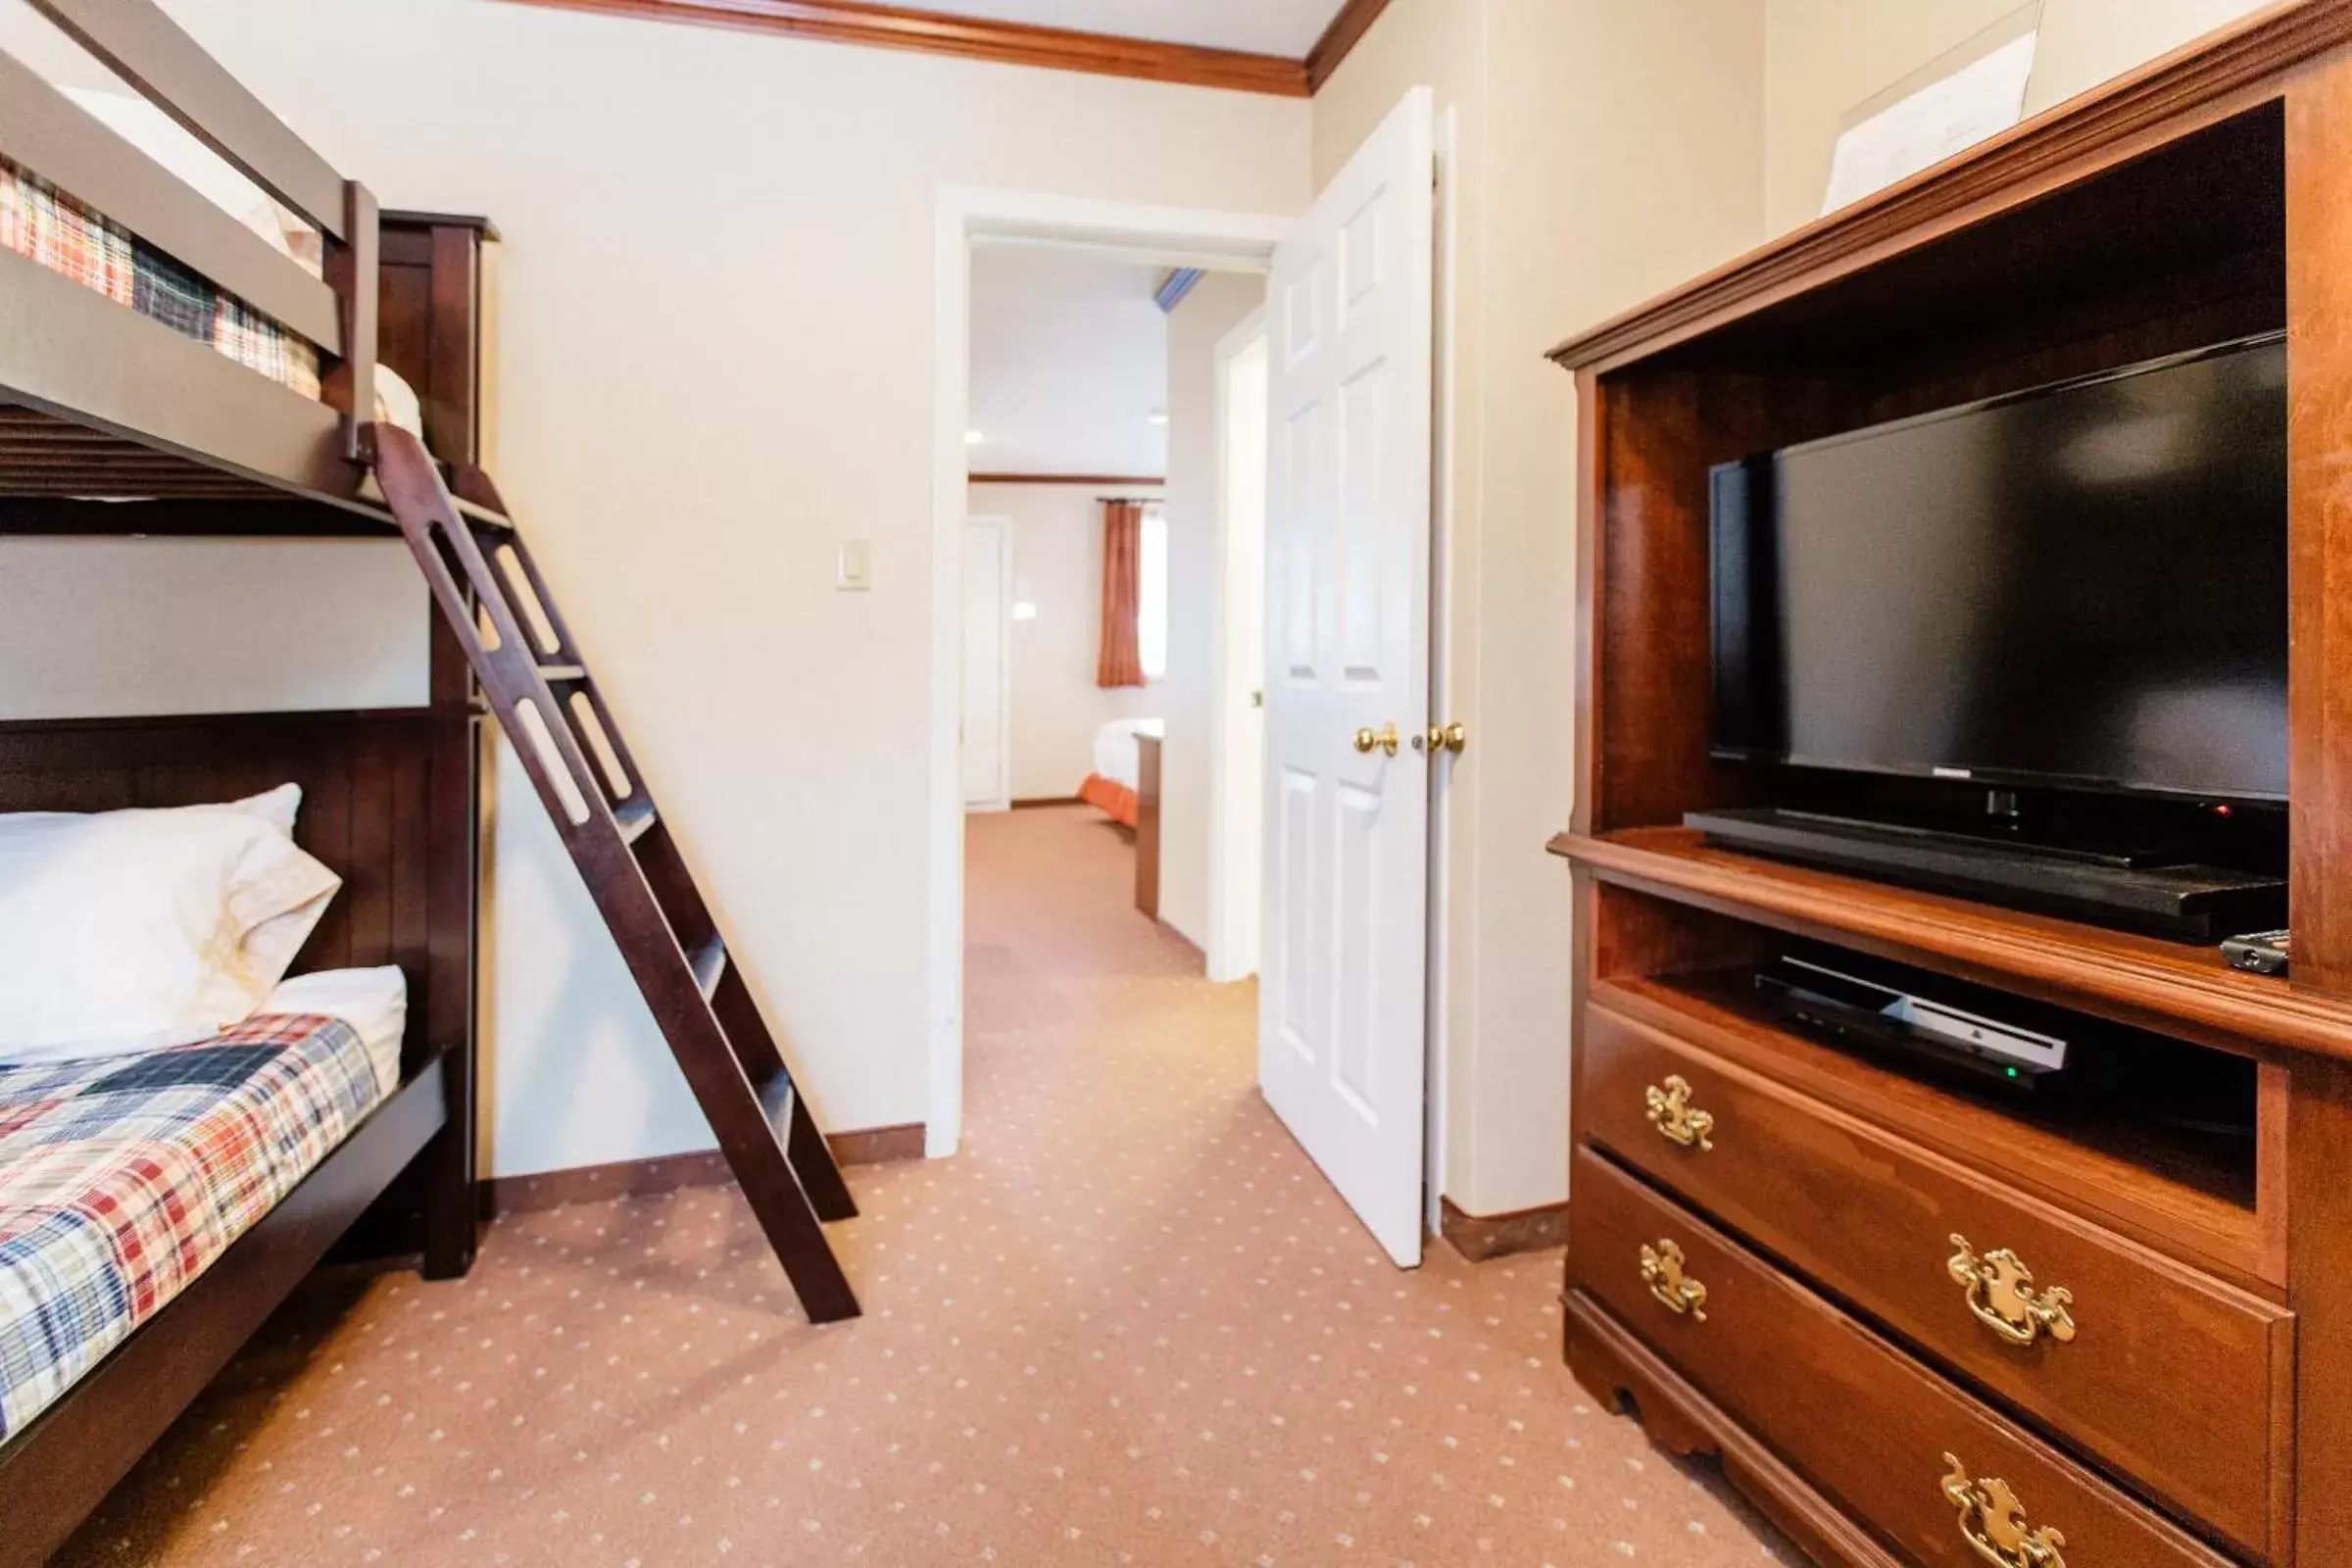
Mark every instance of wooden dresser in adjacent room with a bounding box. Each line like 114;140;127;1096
1136;730;1162;919
1549;8;2352;1566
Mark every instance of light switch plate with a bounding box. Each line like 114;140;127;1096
836;539;873;592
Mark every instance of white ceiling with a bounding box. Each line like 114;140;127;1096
912;0;1348;58
967;245;1172;477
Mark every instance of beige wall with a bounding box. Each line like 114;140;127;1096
0;541;424;717
1762;0;2273;235
1314;0;1767;1217
1156;272;1264;953
124;0;1308;1174
966;481;1163;802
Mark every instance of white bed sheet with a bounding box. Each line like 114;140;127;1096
1092;717;1164;791
257;965;408;1093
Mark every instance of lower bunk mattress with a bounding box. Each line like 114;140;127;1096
0;967;406;1440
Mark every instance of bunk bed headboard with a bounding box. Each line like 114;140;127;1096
0;709;472;1077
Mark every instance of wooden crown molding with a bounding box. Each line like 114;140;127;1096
490;0;1328;96
1304;0;1393;93
968;471;1164;487
1548;0;2352;372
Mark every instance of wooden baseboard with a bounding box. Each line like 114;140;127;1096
484;1123;927;1216
1008;795;1083;808
1439;1196;1569;1262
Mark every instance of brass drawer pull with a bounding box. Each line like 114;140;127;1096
1639;1239;1707;1321
1948;1235;2077;1348
1941;1452;2068;1567
1643;1074;1715;1150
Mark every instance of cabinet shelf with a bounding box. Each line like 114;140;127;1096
1552;826;2352;1063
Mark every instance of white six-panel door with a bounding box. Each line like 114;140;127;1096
1258;87;1436;1267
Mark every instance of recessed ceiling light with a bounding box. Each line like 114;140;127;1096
964;429;986;445
1147;408;1168;425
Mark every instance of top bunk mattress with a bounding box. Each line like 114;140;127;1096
1;155;320;397
0;965;406;1441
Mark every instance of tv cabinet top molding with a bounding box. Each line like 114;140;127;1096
1546;0;2344;373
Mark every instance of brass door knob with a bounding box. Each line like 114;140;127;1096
1639;1239;1707;1321
1941;1453;2068;1567
1948;1236;2077;1347
1353;722;1400;757
1426;721;1467;754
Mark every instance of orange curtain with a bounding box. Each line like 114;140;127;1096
1098;499;1147;688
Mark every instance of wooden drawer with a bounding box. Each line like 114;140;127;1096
1572;1148;2241;1568
1581;1002;2289;1560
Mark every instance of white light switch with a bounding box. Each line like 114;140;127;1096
836;539;873;592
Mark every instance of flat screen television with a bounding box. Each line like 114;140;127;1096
1710;332;2289;805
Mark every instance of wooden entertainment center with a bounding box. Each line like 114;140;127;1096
1548;7;2352;1566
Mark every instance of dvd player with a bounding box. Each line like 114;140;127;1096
1751;944;2259;1135
1755;953;2066;1093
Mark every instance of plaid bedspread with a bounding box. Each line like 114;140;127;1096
0;156;321;397
0;1013;388;1441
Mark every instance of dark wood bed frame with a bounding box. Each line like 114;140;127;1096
0;6;497;1560
0;711;477;1565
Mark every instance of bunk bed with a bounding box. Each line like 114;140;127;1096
0;6;486;1561
0;6;863;1554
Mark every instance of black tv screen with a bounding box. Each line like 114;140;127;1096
1711;334;2289;803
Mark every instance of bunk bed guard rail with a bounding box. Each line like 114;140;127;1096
0;0;375;460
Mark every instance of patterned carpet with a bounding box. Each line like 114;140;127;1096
59;805;1787;1566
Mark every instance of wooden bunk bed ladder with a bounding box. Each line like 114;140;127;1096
368;426;860;1324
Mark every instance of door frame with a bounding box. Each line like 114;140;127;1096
928;189;1289;1157
961;513;1014;813
1205;307;1268;985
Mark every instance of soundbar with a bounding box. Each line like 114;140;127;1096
1685;807;2286;941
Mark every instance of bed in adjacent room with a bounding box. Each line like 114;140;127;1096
1081;716;1162;829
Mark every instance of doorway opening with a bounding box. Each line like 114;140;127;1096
929;193;1285;1160
956;242;1175;822
935;90;1443;1272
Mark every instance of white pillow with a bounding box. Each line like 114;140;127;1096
216;784;324;983
373;366;425;438
0;792;341;1063
226;782;304;838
